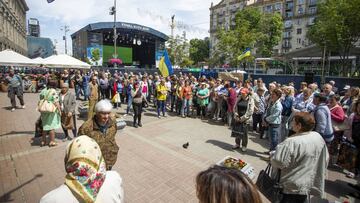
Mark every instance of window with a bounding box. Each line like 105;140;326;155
286;11;293;18
309;7;317;14
297;38;301;44
298;6;304;14
297;0;305;5
274;3;282;10
284;20;293;28
297;28;302;34
264;5;273;13
286;2;294;10
308;17;316;25
283;31;291;38
309;0;317;6
296;19;302;25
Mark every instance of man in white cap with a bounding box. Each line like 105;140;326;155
78;99;119;170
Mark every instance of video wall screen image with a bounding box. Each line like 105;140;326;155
103;45;133;65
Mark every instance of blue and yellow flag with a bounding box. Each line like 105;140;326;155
237;48;251;61
159;50;173;77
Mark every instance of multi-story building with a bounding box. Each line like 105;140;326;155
209;0;318;56
28;18;40;37
209;0;255;56
0;0;29;55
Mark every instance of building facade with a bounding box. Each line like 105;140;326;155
209;0;318;56
0;0;29;55
28;18;40;37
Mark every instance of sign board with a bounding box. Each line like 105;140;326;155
29;18;39;25
87;46;103;66
218;72;243;81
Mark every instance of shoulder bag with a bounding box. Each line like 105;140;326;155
37;90;57;113
256;163;282;203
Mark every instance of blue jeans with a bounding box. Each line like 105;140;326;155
126;96;133;114
75;85;81;99
83;86;89;101
157;100;166;116
268;124;281;151
181;99;191;116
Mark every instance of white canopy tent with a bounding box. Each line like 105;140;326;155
42;54;91;69
0;49;39;67
32;57;45;64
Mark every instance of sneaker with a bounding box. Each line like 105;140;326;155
232;145;240;149
157;116;161;119
21;105;26;109
241;146;247;152
138;123;142;127
133;123;138;128
11;108;15;112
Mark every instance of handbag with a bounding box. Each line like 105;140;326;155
61;113;74;130
37;90;56;113
332;118;350;132
256;163;282;203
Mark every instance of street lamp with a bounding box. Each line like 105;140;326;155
109;0;117;64
60;25;70;54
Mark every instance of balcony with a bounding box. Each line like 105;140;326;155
283;35;292;39
282;44;292;48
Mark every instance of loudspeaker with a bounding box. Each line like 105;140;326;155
304;72;314;84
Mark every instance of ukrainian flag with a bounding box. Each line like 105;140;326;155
237;48;251;61
159;50;173;77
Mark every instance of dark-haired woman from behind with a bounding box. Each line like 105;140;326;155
196;165;262;203
271;112;329;203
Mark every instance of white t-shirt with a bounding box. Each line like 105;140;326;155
40;171;124;203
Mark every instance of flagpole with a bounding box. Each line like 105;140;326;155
114;0;117;59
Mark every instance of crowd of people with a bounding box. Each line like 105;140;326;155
2;67;360;202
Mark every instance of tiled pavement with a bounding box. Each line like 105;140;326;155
0;92;359;203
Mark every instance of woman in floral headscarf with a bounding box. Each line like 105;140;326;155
40;136;124;203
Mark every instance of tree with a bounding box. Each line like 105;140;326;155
257;13;283;57
215;7;283;67
189;38;210;65
166;34;191;68
307;0;360;76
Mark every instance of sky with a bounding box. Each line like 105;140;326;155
26;0;221;55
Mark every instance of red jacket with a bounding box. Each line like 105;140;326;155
330;104;345;123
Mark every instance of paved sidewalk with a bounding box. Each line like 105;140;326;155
0;92;359;203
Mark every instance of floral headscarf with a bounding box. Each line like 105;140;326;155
64;136;106;203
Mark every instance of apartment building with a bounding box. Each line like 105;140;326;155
0;0;29;55
209;0;318;56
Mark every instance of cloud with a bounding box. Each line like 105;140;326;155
26;0;221;54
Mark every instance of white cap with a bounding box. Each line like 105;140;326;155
95;100;113;113
343;85;350;90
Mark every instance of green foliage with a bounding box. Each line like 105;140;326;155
166;34;190;67
216;7;283;66
189;37;210;65
180;57;194;68
307;0;360;75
